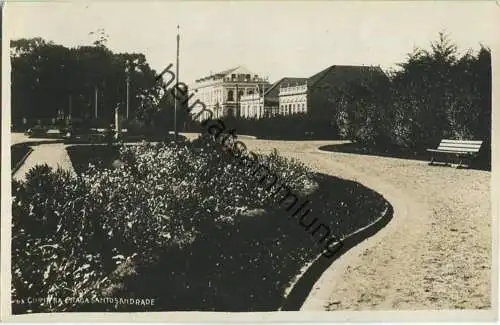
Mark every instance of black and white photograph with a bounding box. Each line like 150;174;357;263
1;1;498;321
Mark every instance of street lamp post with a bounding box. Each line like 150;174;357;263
94;86;98;119
174;25;180;139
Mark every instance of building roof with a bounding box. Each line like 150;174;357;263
264;77;308;98
307;65;386;89
195;65;261;82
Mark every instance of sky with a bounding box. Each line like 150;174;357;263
4;1;500;85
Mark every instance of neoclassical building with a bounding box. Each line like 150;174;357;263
189;66;270;120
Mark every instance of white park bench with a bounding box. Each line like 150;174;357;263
426;139;483;168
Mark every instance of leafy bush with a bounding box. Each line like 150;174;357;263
12;165;112;313
331;33;491;160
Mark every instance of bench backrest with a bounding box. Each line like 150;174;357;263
437;139;483;153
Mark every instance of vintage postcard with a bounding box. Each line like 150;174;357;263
1;0;498;322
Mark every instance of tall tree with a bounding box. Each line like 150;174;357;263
11;36;164;128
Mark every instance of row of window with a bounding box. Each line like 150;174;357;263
279;102;306;115
227;89;255;101
225;74;259;81
241;104;263;118
197;88;255;103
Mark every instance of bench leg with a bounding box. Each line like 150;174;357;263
429;156;435;166
448;155;454;167
459;157;472;169
456;156;468;169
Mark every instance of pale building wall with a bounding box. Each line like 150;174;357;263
189;69;268;121
278;84;308;116
240;93;264;119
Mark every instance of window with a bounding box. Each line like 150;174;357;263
228;90;234;101
231;74;236;79
248;90;254;95
238;91;244;100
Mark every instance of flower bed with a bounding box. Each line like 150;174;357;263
12;136;388;313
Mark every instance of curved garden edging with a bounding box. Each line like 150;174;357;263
287;145;416;311
279;191;393;311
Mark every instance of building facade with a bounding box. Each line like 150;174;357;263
278;83;308;116
240;77;308;119
189;66;269;120
240;93;264;119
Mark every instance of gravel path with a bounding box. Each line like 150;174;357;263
244;139;491;310
12;142;75;182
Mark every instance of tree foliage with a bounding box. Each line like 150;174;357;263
334;32;491;161
10;35;172;130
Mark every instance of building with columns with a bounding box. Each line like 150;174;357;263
240;77;307;118
278;80;308;116
189;66;270;120
240;93;264;119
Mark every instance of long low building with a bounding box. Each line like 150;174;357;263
278;65;388;118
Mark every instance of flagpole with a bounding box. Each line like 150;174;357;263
174;25;180;138
126;67;130;120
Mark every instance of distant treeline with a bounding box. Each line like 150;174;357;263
334;32;491;154
10;35;188;134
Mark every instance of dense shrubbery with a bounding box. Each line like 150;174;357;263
335;33;491;162
12;166;113;312
12;135;315;312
